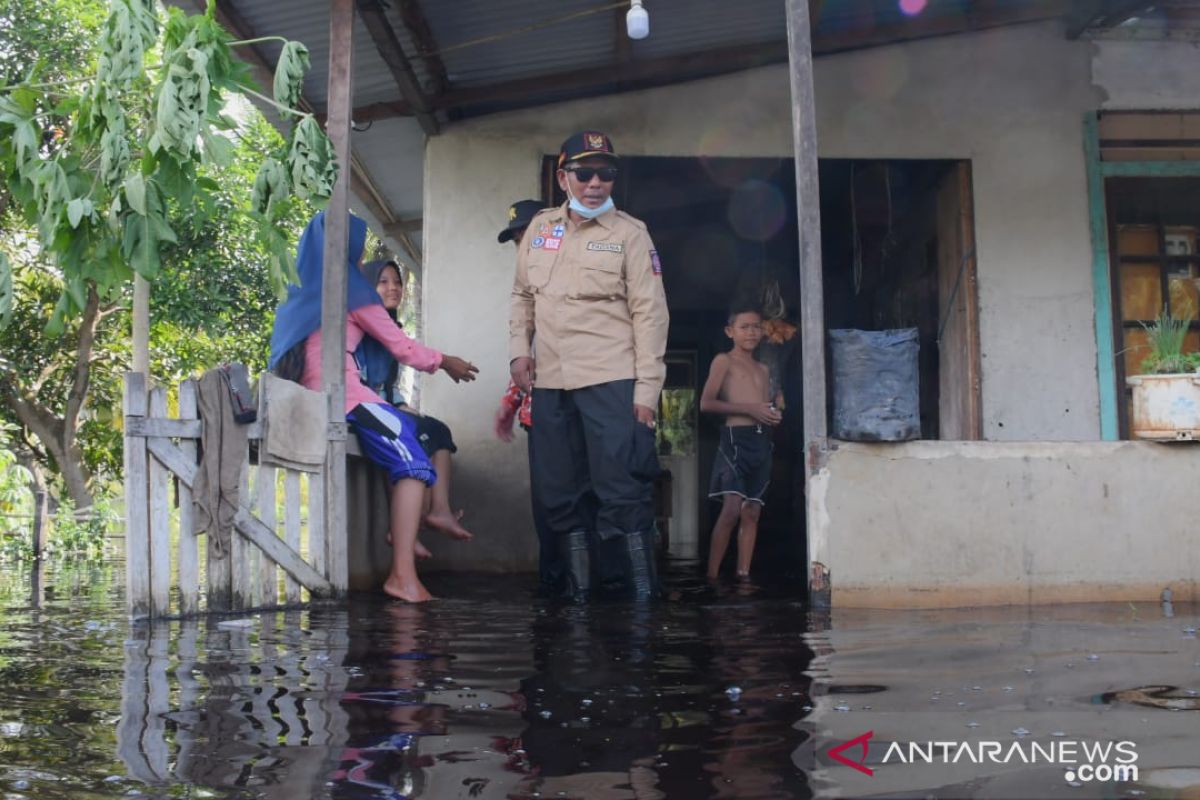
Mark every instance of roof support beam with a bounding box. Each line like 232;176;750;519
395;0;450;96
355;0;440;134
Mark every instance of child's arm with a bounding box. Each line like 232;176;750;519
699;354;735;415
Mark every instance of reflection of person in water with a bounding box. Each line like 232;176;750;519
333;603;450;798
699;600;814;798
514;609;664;798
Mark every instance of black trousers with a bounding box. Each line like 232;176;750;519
527;430;563;589
530;379;657;541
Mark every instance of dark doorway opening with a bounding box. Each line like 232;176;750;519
538;154;978;582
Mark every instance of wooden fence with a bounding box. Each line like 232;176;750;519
123;371;345;619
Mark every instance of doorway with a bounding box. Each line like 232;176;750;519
538;154;979;580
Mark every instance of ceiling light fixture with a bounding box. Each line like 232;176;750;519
626;0;649;40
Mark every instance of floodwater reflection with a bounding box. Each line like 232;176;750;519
3;561;1197;799
0;561;816;799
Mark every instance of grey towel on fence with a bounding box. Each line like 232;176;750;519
193;368;248;559
260;373;327;472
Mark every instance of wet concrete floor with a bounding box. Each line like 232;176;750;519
0;560;1196;799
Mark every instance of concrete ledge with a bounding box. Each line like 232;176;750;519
809;440;1200;608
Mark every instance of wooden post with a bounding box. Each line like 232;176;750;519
132;276;150;378
148;387;172;616
255;464;278;607
123;372;151;619
321;0;355;596
177;380;200;615
786;0;828;452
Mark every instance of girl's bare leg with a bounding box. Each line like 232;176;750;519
706;494;743;580
735;502;762;578
422;449;472;541
383;477;435;602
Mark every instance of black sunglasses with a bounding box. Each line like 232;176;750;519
565;166;618;183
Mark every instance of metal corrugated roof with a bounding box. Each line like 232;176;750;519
230;0;432;109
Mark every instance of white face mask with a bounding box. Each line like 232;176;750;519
566;183;614;219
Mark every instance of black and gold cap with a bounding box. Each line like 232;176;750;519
557;131;618;168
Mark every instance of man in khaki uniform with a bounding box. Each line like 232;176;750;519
509;131;669;602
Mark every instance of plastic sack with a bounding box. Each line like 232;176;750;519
829;328;919;441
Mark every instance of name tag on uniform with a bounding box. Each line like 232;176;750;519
587;241;624;253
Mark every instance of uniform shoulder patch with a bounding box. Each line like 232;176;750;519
615;210;647;230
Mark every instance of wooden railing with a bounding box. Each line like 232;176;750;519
122;371;344;619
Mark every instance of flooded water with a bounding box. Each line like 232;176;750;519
0;560;1197;799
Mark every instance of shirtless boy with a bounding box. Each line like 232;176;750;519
699;304;783;580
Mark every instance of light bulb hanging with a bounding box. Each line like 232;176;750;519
626;0;649;39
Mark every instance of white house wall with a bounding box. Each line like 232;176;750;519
416;22;1138;570
1093;37;1200;109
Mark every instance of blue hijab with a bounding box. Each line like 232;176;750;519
268;211;377;368
354;259;402;395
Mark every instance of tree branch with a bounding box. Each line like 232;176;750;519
64;283;100;440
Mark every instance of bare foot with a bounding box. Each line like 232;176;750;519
383;576;435;603
424;508;473;541
735;571;751;581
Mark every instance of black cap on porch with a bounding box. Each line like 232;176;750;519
557;130;618;168
498;199;544;243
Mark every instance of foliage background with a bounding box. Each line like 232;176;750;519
0;0;319;553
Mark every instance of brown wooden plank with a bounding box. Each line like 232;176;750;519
123;373;151;619
1099;111;1200;141
936;162;983;440
958;163;983;440
322;0;354;598
786;0;827;449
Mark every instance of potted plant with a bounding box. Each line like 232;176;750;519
1127;307;1200;440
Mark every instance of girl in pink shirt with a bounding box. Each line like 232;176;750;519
269;212;477;601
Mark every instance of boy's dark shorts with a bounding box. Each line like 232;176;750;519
708;424;773;505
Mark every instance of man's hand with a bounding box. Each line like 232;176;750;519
510;356;536;393
493;403;516;443
747;402;783;426
634;403;656;428
441;355;479;383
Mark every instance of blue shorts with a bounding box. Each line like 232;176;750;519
348;403;437;486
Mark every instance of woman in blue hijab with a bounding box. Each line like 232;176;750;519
270;211;479;602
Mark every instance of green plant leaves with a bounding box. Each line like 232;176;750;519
0;0;334;333
274;41;309;111
288;115;336;201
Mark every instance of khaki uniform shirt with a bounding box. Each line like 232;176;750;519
509;203;669;409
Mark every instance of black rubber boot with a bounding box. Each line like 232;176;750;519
562;530;591;603
624;529;658;603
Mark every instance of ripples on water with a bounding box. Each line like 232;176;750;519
0;561;816;800
4;561;1199;799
